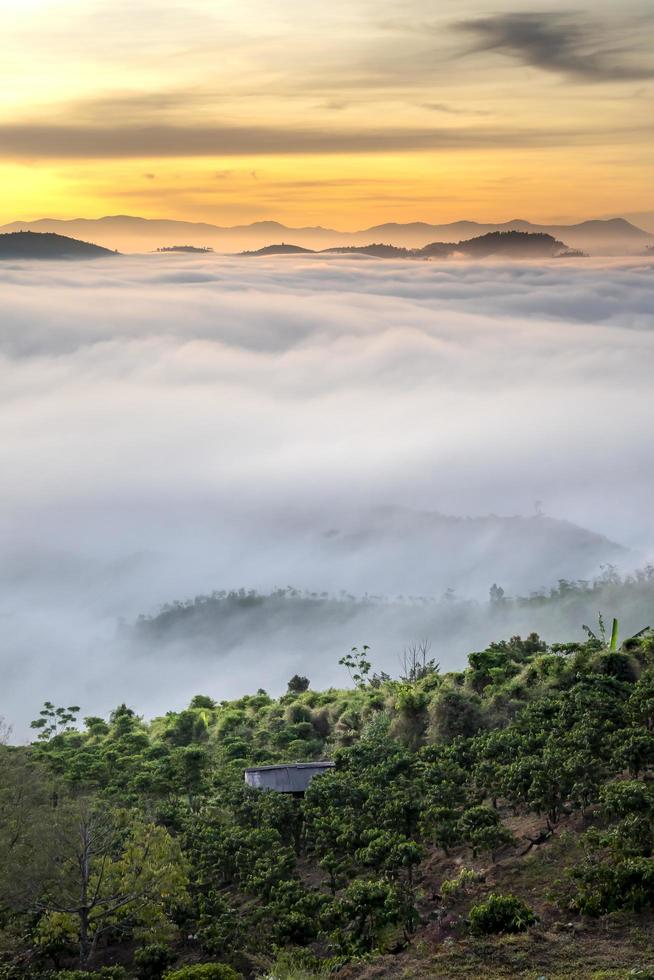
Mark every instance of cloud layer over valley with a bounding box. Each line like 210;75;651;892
1;253;653;732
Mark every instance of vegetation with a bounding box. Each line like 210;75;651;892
239;231;575;260
3;619;654;977
0;231;116;259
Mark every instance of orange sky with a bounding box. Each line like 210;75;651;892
2;0;653;227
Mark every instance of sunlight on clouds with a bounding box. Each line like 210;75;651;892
0;0;652;223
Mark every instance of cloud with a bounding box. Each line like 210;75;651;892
0;253;653;732
0;118;643;160
455;11;654;82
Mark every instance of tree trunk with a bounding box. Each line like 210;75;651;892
78;818;91;966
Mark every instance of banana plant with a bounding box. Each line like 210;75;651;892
582;615;650;652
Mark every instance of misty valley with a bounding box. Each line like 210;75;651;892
3;0;654;975
2;251;654;980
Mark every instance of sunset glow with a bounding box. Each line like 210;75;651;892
2;0;653;227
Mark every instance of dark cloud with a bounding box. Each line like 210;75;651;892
0;119;642;159
421;102;492;116
456;11;654;82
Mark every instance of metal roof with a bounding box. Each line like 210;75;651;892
244;760;335;793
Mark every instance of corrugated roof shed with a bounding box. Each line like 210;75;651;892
244;761;335;794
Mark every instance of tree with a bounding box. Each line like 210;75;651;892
0;746;53;910
356;830;423;884
457;806;514;859
327;878;413;953
37;799;188;966
30;702;80;741
399;640;439;683
339;646;372;688
287;675;310;694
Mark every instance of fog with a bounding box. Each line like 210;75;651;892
1;253;653;734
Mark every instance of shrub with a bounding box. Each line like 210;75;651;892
468;893;536;934
284;703;312;725
164;965;241;980
572;856;654;915
54;969;127;980
135;943;176;979
440;867;484;899
429;688;484;740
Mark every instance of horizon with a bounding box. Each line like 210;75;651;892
2;211;652;231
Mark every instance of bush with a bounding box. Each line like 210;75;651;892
468;893;536;934
572;856;654;915
440;867;484;899
135;943;176;979
54;970;127;980
164;964;241;980
429;688;484;740
284;703;313;725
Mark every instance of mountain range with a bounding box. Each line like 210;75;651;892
1;215;652;255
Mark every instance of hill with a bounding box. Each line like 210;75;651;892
4;620;654;977
323;243;412;258
242;233;572;261
241;243;314;255
156;245;214;253
451;230;569;258
1;214;651;255
0;230;116;259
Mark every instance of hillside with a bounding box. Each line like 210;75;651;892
4;621;654;978
242;233;572;261
2;214;651;255
0;230;116;259
452;230;570;258
242;243;314;256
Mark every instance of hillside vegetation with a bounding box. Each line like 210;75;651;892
241;232;574;260
3;618;654;979
0;232;116;259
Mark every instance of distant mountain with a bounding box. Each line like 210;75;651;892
156;245;213;253
1;215;651;255
452;230;570;258
243;232;573;260
316;506;627;597
242;243;314;255
129;507;630;670
361;218;651;254
324;243;412;258
0;231;116;260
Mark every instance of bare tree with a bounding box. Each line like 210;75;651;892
399;640;439;683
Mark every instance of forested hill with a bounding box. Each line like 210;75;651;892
0;231;116;259
240;231;573;260
4;620;654;978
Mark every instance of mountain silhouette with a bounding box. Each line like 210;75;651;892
0;231;116;260
1;215;651;255
242;232;573;260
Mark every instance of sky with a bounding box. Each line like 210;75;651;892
1;0;653;227
1;253;654;731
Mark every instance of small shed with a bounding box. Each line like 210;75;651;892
244;761;335;795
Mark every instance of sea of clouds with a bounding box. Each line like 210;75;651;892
1;253;653;732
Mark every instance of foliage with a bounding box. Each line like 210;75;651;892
468;893;537;934
134;943;176;979
3;622;654;974
163;965;240;980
